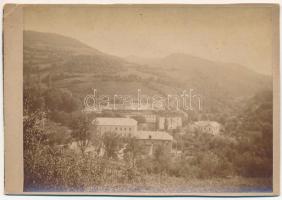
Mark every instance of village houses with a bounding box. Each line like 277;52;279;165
93;117;137;136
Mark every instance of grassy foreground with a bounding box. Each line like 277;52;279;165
84;176;272;193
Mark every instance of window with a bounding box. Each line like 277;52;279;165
129;128;131;131
120;128;122;131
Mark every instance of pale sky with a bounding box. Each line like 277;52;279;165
24;5;275;75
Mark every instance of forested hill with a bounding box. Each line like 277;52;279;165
24;30;132;74
126;53;272;97
24;31;272;114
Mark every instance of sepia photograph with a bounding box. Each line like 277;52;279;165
4;4;279;195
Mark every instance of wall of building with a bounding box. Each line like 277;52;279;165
96;125;137;136
138;122;157;131
158;117;182;130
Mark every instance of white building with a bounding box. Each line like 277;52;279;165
93;117;137;136
158;116;182;130
135;131;173;155
190;121;221;135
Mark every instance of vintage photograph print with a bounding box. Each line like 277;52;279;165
16;4;279;194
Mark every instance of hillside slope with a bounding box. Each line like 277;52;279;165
24;31;131;74
130;53;272;97
24;31;272;113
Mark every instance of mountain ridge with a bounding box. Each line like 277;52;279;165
23;30;272;106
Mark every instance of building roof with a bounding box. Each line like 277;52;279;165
135;131;173;141
100;103;153;111
93;117;137;126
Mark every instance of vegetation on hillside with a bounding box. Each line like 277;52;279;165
23;82;273;192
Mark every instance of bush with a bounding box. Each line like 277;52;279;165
234;152;272;178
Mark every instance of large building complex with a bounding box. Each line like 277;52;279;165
92;117;173;154
93;117;137;136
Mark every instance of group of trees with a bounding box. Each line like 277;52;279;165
175;90;273;179
24;86;80;114
23;83;149;190
230;90;273;177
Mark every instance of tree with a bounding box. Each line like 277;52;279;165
70;114;91;155
123;136;145;167
23;86;45;115
23;110;49;189
44;88;79;113
152;145;172;174
60;89;80;113
102;132;122;159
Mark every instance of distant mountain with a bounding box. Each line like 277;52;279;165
125;55;161;66
125;53;272;97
